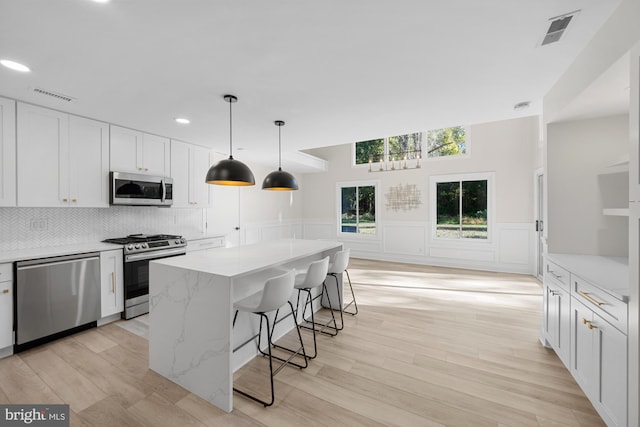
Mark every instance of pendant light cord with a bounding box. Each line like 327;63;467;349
278;125;282;170
228;98;233;160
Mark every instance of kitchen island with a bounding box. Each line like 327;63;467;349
148;239;342;412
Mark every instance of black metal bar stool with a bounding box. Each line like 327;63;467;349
273;256;336;360
327;248;358;331
232;269;307;407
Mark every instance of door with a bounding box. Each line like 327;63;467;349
535;171;544;279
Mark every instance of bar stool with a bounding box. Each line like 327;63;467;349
327;248;358;331
232;269;307;407
273;256;336;359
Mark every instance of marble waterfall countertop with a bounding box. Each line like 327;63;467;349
148;238;343;413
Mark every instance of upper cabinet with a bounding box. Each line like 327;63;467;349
171;140;212;207
17;103;109;207
0;97;16;207
110;125;170;176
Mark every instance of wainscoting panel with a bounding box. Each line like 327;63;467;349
383;223;426;256
498;224;532;266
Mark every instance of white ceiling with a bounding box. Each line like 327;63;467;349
0;0;623;171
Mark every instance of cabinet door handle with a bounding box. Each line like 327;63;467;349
550;290;559;297
144;168;149;171
72;198;77;203
582;318;598;329
548;271;563;280
111;272;115;293
1;289;8;294
62;198;68;202
578;290;605;306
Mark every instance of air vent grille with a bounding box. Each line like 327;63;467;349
33;87;75;102
541;10;580;46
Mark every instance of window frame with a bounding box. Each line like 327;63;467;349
429;172;494;244
352;127;470;168
336;180;381;240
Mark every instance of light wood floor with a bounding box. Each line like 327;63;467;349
0;259;605;426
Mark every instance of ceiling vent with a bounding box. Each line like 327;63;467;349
541;10;580;46
33;87;75;102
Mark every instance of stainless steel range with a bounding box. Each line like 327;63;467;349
104;234;187;319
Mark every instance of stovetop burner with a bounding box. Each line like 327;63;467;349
103;234;187;255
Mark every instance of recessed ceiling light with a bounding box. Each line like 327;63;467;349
92;0;110;3
175;118;190;124
513;101;531;111
0;59;30;72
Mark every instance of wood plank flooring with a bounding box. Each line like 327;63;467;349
0;258;605;426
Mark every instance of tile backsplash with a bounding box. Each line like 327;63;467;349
0;206;204;251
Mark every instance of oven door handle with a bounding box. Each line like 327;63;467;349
125;248;186;262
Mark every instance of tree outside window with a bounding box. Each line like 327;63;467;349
389;132;422;161
355;139;384;164
354;126;465;165
341;185;376;235
436;179;487;239
427;126;466;158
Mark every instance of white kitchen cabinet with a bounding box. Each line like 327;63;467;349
0;97;16;207
170;140;211;207
571;297;627;427
542;259;571;368
0;263;13;353
110;125;170;176
17;103;109;207
100;250;124;318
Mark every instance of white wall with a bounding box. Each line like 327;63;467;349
547;114;629;256
300;115;539;274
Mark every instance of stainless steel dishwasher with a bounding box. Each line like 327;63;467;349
15;252;101;351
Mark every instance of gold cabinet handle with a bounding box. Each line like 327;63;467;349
138;167;144;171
1;289;8;294
144;168;149;171
62;198;68;202
582;318;598;329
71;198;77;203
111;272;115;293
578;290;605;306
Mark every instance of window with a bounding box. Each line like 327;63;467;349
426;126;466;158
338;182;378;236
355;139;384;164
431;173;492;240
354;126;466;166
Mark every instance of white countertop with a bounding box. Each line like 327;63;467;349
0;242;123;264
546;253;629;301
152;239;342;278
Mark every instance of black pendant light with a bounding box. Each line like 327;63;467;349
205;95;255;186
262;120;299;191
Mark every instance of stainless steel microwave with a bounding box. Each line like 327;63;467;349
110;171;173;207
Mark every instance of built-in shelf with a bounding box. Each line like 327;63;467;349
603;208;629;217
600;154;630;175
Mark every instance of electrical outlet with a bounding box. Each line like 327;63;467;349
29;218;49;231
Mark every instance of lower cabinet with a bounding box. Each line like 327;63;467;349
0;263;13;353
543;255;627;427
571;297;627;427
543;280;570;368
100;250;124;318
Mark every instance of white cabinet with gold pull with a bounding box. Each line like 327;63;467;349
170;140;212;208
0;263;13;357
110;125;170;176
17;103;109;207
100;250;124;318
543;254;628;427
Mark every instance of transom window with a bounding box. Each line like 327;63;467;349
354;126;466;165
